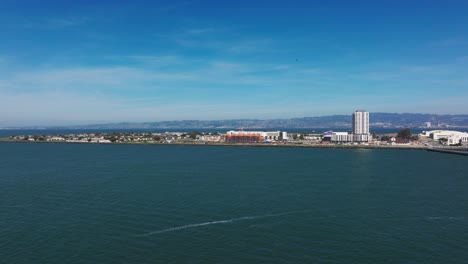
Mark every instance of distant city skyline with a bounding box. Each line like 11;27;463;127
1;1;468;126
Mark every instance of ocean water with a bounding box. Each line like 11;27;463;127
0;143;467;263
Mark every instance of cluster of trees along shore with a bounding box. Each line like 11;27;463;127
19;128;455;144
102;131;221;142
379;128;418;141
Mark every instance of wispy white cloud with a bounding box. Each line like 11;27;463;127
400;65;451;74
154;1;190;12
108;55;186;67
4;56;467;94
160;25;273;54
208;61;252;73
348;57;468;85
271;64;293;70
0;58;332;124
0;56;8;64
0;91;159;126
23;16;90;30
430;38;468;47
175;37;272;54
2;54;468;126
3;66;198;93
173;37;224;50
0;55;18;68
350;72;401;81
0;90;292;126
226;38;272;54
186;27;215;35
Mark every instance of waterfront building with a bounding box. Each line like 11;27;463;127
420;130;468;145
389;137;410;145
327;111;372;143
322;131;333;142
225;131;287;143
198;135;222;142
331;132;352;142
330;132;372;143
353;133;372;142
352;110;370;135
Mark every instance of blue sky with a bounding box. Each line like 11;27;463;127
1;0;468;126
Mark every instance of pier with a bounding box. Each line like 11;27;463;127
427;148;468;156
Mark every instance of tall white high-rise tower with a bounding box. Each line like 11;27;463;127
352;110;369;135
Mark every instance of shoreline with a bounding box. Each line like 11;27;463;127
3;138;467;151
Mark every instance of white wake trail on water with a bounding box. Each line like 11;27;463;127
140;210;309;236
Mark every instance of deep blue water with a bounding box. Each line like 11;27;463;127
1;143;467;263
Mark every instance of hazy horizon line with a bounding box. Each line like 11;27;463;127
2;111;467;129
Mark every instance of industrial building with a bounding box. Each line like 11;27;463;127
420;130;468;145
225;130;287;143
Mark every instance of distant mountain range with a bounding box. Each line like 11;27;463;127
3;113;467;130
57;113;468;130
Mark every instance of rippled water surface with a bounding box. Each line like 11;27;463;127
1;143;467;263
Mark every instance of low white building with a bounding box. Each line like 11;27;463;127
420;130;468;145
331;132;351;142
225;130;287;143
389;137;410;145
281;131;288;140
47;137;65;141
198;135;222;142
330;132;372;143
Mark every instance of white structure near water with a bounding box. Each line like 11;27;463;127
330;110;372;143
225;130;287;142
352;110;370;135
330;132;372;143
420;130;468;145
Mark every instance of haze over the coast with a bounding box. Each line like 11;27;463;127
1;1;468;126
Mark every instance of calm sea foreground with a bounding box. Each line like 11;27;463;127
1;143;467;263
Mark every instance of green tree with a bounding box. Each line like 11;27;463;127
381;135;390;141
189;131;201;139
397;128;411;140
